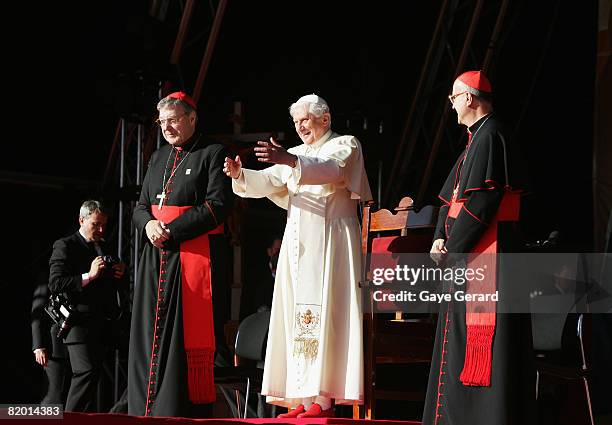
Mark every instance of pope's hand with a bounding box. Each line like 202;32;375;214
254;137;297;167
223;155;242;179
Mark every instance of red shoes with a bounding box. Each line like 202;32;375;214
277;404;305;418
296;403;335;418
277;403;335;418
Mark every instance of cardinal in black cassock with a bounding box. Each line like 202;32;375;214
128;92;233;417
422;71;536;425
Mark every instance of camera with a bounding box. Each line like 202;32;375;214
45;293;79;339
102;255;118;267
101;255;119;279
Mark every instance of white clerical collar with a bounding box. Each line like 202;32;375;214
306;129;333;149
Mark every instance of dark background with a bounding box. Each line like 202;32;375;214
0;0;600;408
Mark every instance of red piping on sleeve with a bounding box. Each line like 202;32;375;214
204;201;219;226
461;204;486;225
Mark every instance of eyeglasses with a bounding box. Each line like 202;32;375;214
448;91;468;104
155;113;186;127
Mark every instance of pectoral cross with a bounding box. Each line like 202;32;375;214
156;191;166;210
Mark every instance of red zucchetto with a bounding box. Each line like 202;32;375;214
167;91;197;110
457;70;492;93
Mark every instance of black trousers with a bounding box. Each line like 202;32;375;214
41;357;70;405
65;342;105;412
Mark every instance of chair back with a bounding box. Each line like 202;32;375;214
360;196;437;419
531;294;576;351
234;309;271;362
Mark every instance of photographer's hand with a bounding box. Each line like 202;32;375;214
34;348;48;367
86;256;106;285
112;263;127;279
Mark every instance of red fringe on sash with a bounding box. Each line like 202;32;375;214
187;349;216;403
153;205;223;404
459;324;495;386
449;190;520;387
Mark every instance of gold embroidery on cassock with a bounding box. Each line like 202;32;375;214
293;305;321;360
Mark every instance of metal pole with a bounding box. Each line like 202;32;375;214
119;119;125;259
114;349;120;403
170;0;195;65
482;0;510;73
377;160;382;208
115;118;126;402
137;124;143;184
416;0;485;206
157;85;163;150
232;100;243;322
193;0;228;103
135;124;143;284
385;0;451;204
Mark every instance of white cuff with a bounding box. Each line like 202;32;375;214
291;155;302;184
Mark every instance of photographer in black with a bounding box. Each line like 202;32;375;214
48;200;126;412
32;273;71;404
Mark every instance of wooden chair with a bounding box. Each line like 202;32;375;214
360;197;438;420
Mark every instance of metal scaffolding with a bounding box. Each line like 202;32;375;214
384;0;512;208
101;0;228;406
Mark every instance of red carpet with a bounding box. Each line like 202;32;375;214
3;412;420;425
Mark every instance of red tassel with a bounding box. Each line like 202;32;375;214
460;325;494;387
187;349;216;403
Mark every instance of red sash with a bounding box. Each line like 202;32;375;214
153;206;223;403
447;190;520;386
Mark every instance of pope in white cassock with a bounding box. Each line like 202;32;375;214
223;94;372;418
